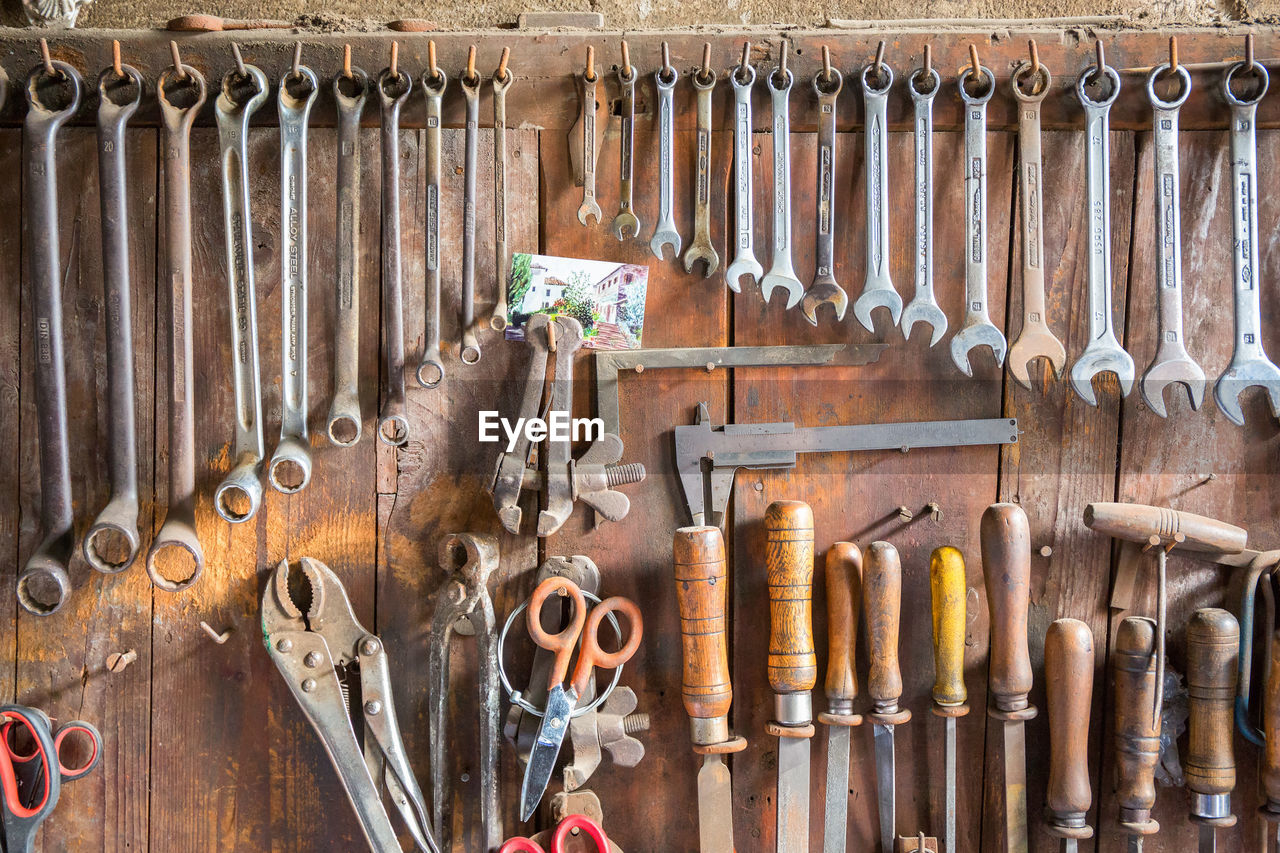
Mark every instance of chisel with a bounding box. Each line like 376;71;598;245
1044;618;1095;853
982;503;1036;853
865;541;910;853
1185;608;1239;853
674;525;747;853
1113;616;1161;851
930;546;969;853
820;542;863;853
764;501;817;852
1262;625;1280;846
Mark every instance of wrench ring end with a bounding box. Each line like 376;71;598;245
378;414;411;448
268;438;313;495
1224;60;1269;106
83;512;142;575
214;460;264;524
145;527;205;594
17;560;70;616
416;358;446;390
326;412;363;447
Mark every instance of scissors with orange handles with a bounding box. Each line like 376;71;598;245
499;813;612;853
517;577;643;822
0;704;101;853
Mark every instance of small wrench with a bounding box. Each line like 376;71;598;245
1140;63;1205;417
1007;62;1068;389
1215;61;1280;426
724;64;762;292
460;72;482;365
19;61;81;614
611;62;642;241
950;65;1007;375
577;69;602;226
801;67;848;326
854;62;901;333
492;66;513;330
683;68;720;276
759;66;804;309
269;64;318;495
1070;63;1136;405
377;67;411;446
649;66;681;259
84;62;144;574
417;68;447;388
901;66;947;346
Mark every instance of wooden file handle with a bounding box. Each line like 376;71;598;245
982;503;1034;712
1265;628;1280;811
930;546;967;708
1045;618;1094;829
1112;617;1160;828
824;543;862;715
1084;503;1248;554
766;500;816;696
1185;608;1239;798
864;541;903;712
674;526;733;726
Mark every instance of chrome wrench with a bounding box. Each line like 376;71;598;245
854;62;901;333
577;69;602;226
1140;63;1205;417
801;68;847;326
683;68;720;276
611;62;642;241
492;66;513;330
417;68;447;389
377;67;411;446
725;63;762;292
649;66;681;259
901;65;947;346
760;65;804;309
460;72;482;365
1070;63;1135;405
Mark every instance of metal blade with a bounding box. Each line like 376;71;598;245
873;723;896;853
1127;835;1143;853
945;717;956;853
777;737;811;852
1199;825;1215;853
1003;720;1028;853
697;754;735;853
823;726;851;853
519;686;573;821
1062;840;1078;853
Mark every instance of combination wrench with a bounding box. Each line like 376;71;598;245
147;62;207;593
901;65;947;346
1070;63;1136;405
801;67;848;326
649;65;681;259
853;62;902;333
724;63;762;292
416;68;447;389
1007;61;1068;389
269;63;319;495
950;65;1007;375
576;68;602;226
84;61;144;574
19;60;81;614
1140;63;1206;417
611;62;642;241
377;67;411;446
759;65;804;309
213;65;269;522
683;68;720;276
1215;61;1280;425
460;72;482;365
492;64;513;330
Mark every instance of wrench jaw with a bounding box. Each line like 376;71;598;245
215;453;266;523
17;532;74;616
1213;360;1280;427
577;199;603;228
1069;345;1136;407
901;300;948;348
1140;357;1207;418
683;244;721;278
854;289;904;335
725;255;764;295
611;211;642;243
1007;327;1068;390
649;230;682;261
801;281;849;326
146;510;205;594
84;496;142;575
268;436;314;496
949;323;1008;378
760;271;805;310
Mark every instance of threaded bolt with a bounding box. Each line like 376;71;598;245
607;462;646;487
623;712;651;734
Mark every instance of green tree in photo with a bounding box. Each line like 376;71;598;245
508;253;533;325
552;270;598;332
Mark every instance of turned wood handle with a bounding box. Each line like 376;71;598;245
930;545;967;707
1185;607;1239;797
1045;618;1094;826
982;503;1033;711
863;541;903;711
674;526;732;723
1265;628;1280;808
824;542;862;714
766;500;816;696
1112;617;1160;819
1084;503;1248;554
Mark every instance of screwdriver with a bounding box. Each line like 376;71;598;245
1112;616;1161;852
1044;618;1094;853
929;546;969;853
1185;608;1239;853
1262;624;1280;847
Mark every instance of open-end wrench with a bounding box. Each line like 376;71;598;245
492;66;513;330
84;62;143;575
901;66;946;346
377;67;411;446
683;68;720;276
1140;63;1205;417
146;62;207;593
951;65;1007;376
1215;61;1280;426
328;66;368;445
577;69;602;226
760;65;804;309
18;61;81;615
460;72;482;366
417;68;447;389
649;66;681;259
801;67;847;326
1008;61;1068;389
1070;63;1135;406
854;62;901;333
269;63;318;495
213;66;269;522
725;63;762;292
611;62;642;242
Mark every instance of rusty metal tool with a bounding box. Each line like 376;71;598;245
262;558;440;853
650;62;681;260
725;58;761;293
820;542;862;853
490;312;557;533
801;66;847;326
167;14;292;30
1261;619;1280;845
1044;618;1094;853
577;65;602;226
760;62;804;310
1113;616;1161;851
428;533;501;853
1186;608;1239;853
902;63;946;346
674;525;747;853
854;60;901;334
18;59;81;614
212;63;269;521
460;70;482;365
611;60;641;243
417;66;447;389
377;64;411;446
493;62;514;330
865;541;909;852
84;60;144;574
564;684;647;793
983;503;1037;853
1216;60;1280;426
329;65;368;445
683;67;719;277
764;500;816;853
931;546;969;853
1008;60;1066;388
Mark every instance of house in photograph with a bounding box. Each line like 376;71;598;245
508;253;649;349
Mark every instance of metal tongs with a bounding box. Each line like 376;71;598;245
262;557;439;853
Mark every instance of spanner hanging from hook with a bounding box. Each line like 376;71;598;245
377;60;411;447
328;62;367;447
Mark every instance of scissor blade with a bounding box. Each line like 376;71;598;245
519;686;573;822
697;753;735;853
873;722;896;853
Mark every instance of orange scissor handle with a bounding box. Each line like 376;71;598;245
528;576;589;692
570;596;643;696
552;814;611;852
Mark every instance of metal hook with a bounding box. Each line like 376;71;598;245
873;39;886;82
112;39;123;78
1028;39;1040;76
821;44;832;83
38;38;60;79
389;40;399;81
922;42;932;79
968;43;980;80
661;41;673;78
1247;32;1257;71
231;42;247;78
1165;35;1179;78
585;44;596;82
465;44;478;85
428;40;439;82
700;42;712;83
1090;39;1106;85
170;40;186;79
342;44;353;79
497;45;511;82
780;39;789;77
290;41;302;79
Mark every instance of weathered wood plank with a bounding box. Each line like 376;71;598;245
0;127;21;702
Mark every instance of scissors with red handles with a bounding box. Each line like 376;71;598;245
499;813;612;853
0;704;101;853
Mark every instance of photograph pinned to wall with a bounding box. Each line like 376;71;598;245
504;253;649;350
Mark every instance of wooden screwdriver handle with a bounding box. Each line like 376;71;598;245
824;543;862;715
1112;616;1161;830
1264;628;1280;813
1084;503;1248;554
864;541;903;713
1185;608;1239;798
1045;618;1094;830
982;503;1033;712
930;546;967;708
674;526;733;745
766;501;816;698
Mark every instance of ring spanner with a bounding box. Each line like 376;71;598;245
417;68;447;389
460;72;482;365
377;67;411;446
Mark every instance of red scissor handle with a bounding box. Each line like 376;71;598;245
551;814;611;852
52;721;101;781
0;709;55;819
498;837;545;853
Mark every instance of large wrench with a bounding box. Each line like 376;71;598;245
460;72;482;365
1007;62;1068;389
950;66;1007;375
18;61;81;614
649;66;681;259
213;66;269;521
611;62;642;241
901;66;946;346
84;62;143;574
377;68;411;446
801;68;848;326
683;68;720;276
1140;63;1205;417
1070;64;1136;405
492;66;513;330
269;64;318;495
853;62;902;332
147;63;207;593
577;69;602;226
1215;61;1280;426
540;317;586;535
724;64;762;292
417;68;447;389
759;66;804;309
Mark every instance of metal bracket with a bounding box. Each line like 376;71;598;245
565;686;649;791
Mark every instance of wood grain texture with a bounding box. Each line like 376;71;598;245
0;128;18;702
765;500;816;697
823;541;862;712
674;525;733;728
1184;607;1238;798
1044;618;1094;828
